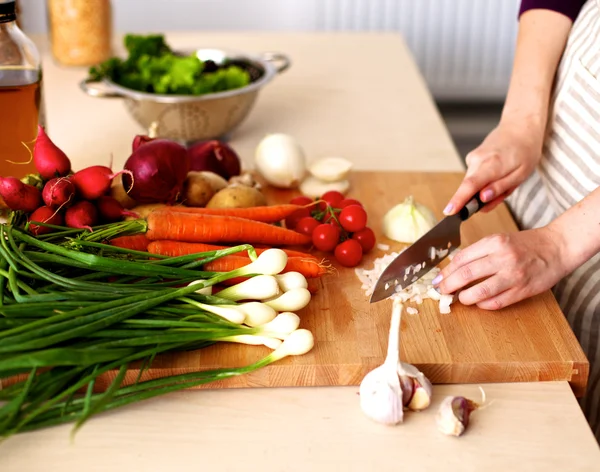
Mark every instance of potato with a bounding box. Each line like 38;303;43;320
182;171;217;207
125;203;167;220
110;178;137;209
198;171;228;193
206;185;267;209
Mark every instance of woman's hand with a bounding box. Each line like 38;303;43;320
443;119;544;216
433;226;569;310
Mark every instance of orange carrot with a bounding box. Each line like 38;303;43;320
307;277;321;294
203;255;327;278
162;204;304;223
147;240;317;260
109;234;150;252
146;211;311;246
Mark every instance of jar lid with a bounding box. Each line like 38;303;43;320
0;1;16;24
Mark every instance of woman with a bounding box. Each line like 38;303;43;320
434;0;600;439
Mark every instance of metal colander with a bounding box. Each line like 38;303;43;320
80;48;290;144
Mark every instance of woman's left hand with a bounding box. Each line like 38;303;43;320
433;226;569;310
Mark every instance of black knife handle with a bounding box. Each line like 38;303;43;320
459;193;485;221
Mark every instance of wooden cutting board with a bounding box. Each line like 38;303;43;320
94;171;586;396
4;172;585;396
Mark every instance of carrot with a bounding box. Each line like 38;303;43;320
204;255;327;278
146;211;311;246
147;240;317;260
161;204;303;223
307;277;321;294
109;234;151;252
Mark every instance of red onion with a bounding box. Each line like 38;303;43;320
132;134;156;153
122;139;190;204
187;140;241;180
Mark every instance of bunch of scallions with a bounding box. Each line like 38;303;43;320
0;221;315;439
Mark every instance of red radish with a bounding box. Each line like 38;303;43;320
132;134;156;152
123;139;190;204
42;177;76;209
187;140;241;179
33;125;71;180
0;177;42;212
71;165;131;201
28;206;64;236
65;200;98;231
96;195;139;223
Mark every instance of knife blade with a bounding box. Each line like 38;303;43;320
369;194;485;303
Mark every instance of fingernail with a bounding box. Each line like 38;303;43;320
443;203;454;215
481;189;494;202
432;274;443;285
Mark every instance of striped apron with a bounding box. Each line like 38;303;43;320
506;0;600;441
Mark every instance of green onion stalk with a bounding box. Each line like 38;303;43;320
0;223;314;440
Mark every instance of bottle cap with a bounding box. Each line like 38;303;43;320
0;1;16;24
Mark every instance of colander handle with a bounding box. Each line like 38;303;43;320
261;52;291;74
79;78;124;98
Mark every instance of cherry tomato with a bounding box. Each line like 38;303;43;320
334;239;363;267
339;198;363;208
285;208;310;230
312;224;341;252
352;227;376;253
321;190;345;208
290;196;313;206
338;204;367;232
295;216;320;237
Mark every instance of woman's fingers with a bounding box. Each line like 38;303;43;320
478;168;526;206
435;255;497;294
476;288;524;311
443;151;506;216
480;187;516;213
457;274;514;306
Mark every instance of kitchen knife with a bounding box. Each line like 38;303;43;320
369;194;485;303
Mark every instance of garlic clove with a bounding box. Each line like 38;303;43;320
399;375;415;406
436;395;479;437
308;156;353;182
299;176;350;199
407;380;432;411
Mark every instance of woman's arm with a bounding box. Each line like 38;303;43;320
551;187;600;273
442;9;573;215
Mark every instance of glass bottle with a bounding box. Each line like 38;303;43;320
47;0;112;66
0;0;43;179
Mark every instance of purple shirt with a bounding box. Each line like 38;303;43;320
519;0;586;21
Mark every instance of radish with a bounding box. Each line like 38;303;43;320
71;165;132;201
0;177;42;212
123;139;190;204
65;200;98;231
28;206;64;236
33;125;71;180
42;177;76;209
96;195;139;223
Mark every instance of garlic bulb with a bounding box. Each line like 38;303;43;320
359;299;433;425
254;133;306;188
382;195;438;243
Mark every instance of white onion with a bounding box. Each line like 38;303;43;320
254;133;306;188
308;156;353;182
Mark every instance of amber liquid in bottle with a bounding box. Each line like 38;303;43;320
0;68;41;178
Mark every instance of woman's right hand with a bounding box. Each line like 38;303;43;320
443;119;545;215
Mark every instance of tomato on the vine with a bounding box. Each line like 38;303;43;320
321;190;345;208
338;204;367;232
352;227;376;253
334;239;363;267
295;216;320;237
285;207;310;230
290;196;313;206
312;224;340;252
338;198;363;208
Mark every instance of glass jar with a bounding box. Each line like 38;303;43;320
47;0;112;66
0;0;43;179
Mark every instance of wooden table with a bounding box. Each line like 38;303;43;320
2;32;598;471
